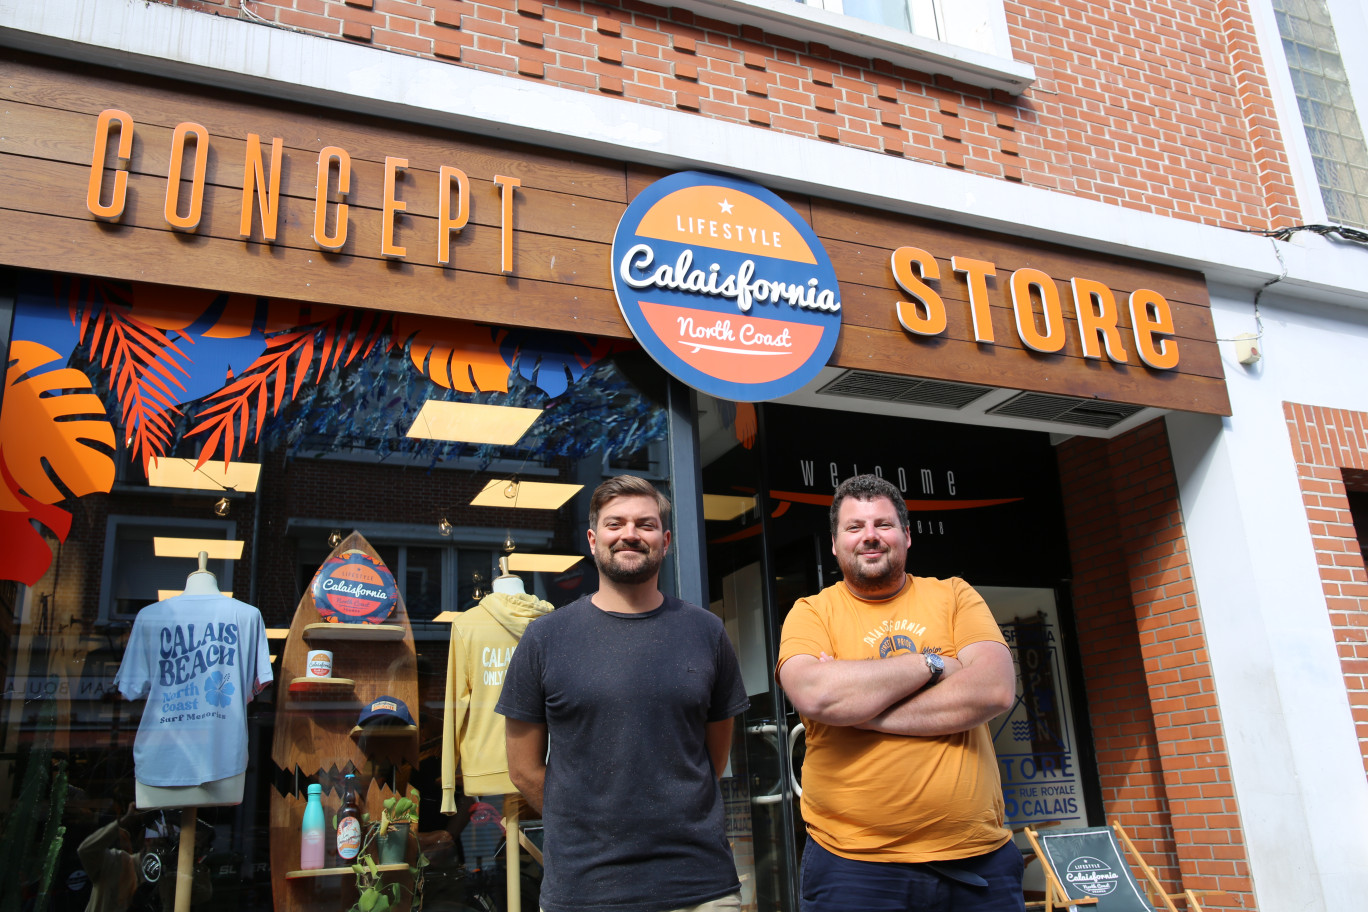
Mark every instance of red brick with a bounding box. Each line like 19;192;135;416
342;19;373;41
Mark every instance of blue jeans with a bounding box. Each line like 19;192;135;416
800;836;1026;912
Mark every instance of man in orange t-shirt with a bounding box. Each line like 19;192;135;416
777;474;1023;912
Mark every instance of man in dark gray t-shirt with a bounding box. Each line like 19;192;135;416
496;475;749;912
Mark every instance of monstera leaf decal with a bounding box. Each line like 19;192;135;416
393;315;510;392
0;341;117;585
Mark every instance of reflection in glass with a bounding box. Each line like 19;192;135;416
0;272;671;912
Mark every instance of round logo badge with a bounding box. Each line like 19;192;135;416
311;549;398;624
1063;855;1121;897
611;171;842;402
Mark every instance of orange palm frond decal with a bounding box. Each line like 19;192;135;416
188;310;385;468
70;289;192;472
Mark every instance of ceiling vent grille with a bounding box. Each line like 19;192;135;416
818;371;994;410
987;392;1143;429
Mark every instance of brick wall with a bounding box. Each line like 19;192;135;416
155;0;1299;231
1058;419;1254;908
1283;402;1368;774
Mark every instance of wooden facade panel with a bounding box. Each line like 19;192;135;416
0;52;1230;416
0;207;629;338
831;324;1231;415
810;199;1211;308
837;284;1223;380
1;153;615;290
0;55;628;202
830;241;1218;342
8;100;627;245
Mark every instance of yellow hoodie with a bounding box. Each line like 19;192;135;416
441;590;553;809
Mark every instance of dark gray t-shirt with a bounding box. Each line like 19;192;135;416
495;594;750;912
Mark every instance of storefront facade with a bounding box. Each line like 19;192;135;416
2;2;1367;911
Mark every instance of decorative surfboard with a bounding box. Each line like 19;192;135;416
270;532;420;912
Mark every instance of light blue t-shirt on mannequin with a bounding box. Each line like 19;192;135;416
115;593;272;787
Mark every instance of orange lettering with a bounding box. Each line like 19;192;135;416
952;256;997;343
164;122;209;231
1010;268;1066;354
1129;289;1179;369
1071;277;1129;362
87;109;133;221
382;156;408;258
891;247;946;336
494;174;521;274
437;166;470;266
313;146;351;252
240;134;283;242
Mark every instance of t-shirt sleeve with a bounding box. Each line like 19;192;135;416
247;607;273;696
949;578;1009;652
710;626;751;722
494;625;546;724
114;614;152;701
775;597;832;678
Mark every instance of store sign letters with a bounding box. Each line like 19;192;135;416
86;109;519;271
891;247;1180;370
611;171;844;402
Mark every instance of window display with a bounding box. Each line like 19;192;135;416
0;270;692;912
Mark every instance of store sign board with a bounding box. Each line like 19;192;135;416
610;171;843;402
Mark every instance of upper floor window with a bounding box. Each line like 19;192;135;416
804;0;941;42
695;0;1033;94
1273;0;1368;227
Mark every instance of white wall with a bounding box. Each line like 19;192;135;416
1167;285;1368;912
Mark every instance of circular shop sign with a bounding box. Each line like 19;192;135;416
611;171;843;402
311;549;398;624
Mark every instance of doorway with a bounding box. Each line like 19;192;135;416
698;399;1097;911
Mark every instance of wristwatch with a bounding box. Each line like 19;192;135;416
923;652;945;685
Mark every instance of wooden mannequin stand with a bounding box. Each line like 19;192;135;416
139;552;246;912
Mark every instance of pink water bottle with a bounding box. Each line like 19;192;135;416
301;783;325;869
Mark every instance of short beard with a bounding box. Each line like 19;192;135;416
596;544;663;584
838;550;905;596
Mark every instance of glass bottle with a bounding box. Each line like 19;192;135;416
336;772;363;863
301;783;325;870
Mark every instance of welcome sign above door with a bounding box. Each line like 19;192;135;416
610;171;844;402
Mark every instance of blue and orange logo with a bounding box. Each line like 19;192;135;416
611;172;843;402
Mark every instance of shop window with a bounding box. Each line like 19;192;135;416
1273;0;1368;227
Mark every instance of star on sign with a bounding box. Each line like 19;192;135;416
718;198;734;214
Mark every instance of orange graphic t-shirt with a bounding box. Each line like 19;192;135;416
777;575;1011;863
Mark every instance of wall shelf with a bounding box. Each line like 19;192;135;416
284;863;407;880
303;622;405;642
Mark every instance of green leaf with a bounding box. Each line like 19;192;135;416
351;864;364;876
373;896;390;912
358;890;377;912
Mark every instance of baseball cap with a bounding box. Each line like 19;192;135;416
356;695;415;728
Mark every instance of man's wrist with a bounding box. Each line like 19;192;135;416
921;652;945;687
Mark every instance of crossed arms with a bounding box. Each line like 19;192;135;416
777;640;1015;736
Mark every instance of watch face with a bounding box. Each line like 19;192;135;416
927;653;945;672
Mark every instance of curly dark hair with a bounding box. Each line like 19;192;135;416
829;474;909;534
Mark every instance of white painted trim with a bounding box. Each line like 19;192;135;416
1;0;1366;311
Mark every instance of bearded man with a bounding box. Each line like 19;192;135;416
498;474;750;912
777;473;1023;912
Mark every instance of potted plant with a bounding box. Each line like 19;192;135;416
348;854;405;912
376;789;418;866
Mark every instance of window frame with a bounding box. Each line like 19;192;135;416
689;0;1033;95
